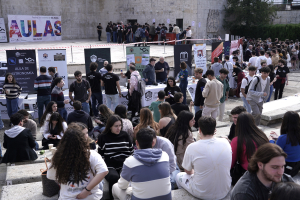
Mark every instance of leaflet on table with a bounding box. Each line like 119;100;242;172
126;54;135;66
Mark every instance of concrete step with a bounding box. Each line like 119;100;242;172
172;188;231;200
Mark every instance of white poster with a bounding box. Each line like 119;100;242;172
193;44;207;74
8;15;62;43
0;18;7;42
192;21;195;27
38;49;68;89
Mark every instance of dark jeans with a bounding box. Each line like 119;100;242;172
118;35;122;43
135;37;141;46
156;78;167;83
58;107;67;121
37;95;51;123
98;31;102;41
145;80;154;85
113;31;117;43
150;34;155;42
186;37;191;44
106;168;121;199
91;92;103;116
179;80;188;105
6;97;19;118
274;80;285;100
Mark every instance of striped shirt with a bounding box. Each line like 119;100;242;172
2;82;22;99
51;86;65;108
34;75;52;96
98;130;133;169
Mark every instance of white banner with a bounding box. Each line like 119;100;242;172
38;49;68;89
8;15;61;43
193;44;207;74
0;18;7;42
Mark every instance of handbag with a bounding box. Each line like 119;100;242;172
40;157;60;197
230;161;246;186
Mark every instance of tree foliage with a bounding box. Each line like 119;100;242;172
223;0;278;30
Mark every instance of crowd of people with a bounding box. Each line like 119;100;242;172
0;36;300;200
97;21;192;45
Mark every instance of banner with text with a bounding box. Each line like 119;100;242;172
38;49;68;89
224;41;230;56
230;40;239;55
193;43;207;74
84;48;111;74
6;50;37;93
126;46;150;76
0;18;7;42
174;44;192;78
8;15;61;43
211;42;223;63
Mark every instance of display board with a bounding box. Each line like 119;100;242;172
211;42;223;63
174;44;192;78
126;46;150;76
0;18;7;42
193;43;207;74
84;48;111;73
224;41;231;56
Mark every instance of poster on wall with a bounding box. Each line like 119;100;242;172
7;15;62;43
193;43;207;74
174;44;192;78
126;46;150;76
6;50;37;93
84;48;111;74
0;18;7;42
224;41;231;56
211;42;223;63
38;49;68;89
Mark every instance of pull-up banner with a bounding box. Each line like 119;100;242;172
126;46;150;76
0;18;7;43
193;43;207;74
224;41;231;56
211;42;223;63
8;15;62;43
6;50;37;93
174;44;192;78
84;48;111;73
38;49;68;89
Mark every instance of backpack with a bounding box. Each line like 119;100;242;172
145;29;149;37
133;75;145;96
245;76;260;94
161;28;166;37
135;29;140;38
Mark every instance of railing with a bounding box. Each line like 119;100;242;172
272;1;300;10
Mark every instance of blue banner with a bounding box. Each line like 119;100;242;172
224;41;230;56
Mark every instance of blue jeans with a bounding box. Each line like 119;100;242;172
58;107;68;121
92;92;103;116
106;94;119;111
0;143;2;157
0;112;4;129
157;78;167;83
6;97;19;118
37;95;51;123
106;32;110;43
266;85;273;102
241;96;252;113
145;80;154;85
194;106;202;114
179;80;188;105
170;165;180;190
35;141;39;150
176;33;181;44
113;31;117;43
82;102;90;114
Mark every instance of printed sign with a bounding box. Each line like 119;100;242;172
126;46;150;76
174;45;192;77
84;48;111;73
194;44;207;74
0;18;7;42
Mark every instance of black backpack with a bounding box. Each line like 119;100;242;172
245;76;260;94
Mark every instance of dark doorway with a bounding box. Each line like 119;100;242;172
176;19;183;32
127;19;137;25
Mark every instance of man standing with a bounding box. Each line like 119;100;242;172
102;64;122;111
227;106;246;141
86;62;102;117
186;27;192;44
211;57;223;77
248;51;257;68
48;67;60;92
224;55;234;89
274;59;289;100
176;117;231;200
155;57;170;83
271;49;279;67
216;68;230;122
168;24;173;33
51;77;69;121
191;68;206;114
149;22;156;42
156;23;161;44
244;45;253;62
69;71;91;114
231;143;294;200
255;50;267;71
202;70;223;119
246;67;270;125
142;58;156;85
34;66;52;123
99;61;108;76
240;66;256;113
265;51;272;65
97;23;102;41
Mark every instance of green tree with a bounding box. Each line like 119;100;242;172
223;0;278;31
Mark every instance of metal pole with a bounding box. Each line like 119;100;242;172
71;45;74;63
123;42;125;58
163;41;166;54
90;44;91;49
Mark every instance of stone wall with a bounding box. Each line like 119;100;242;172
273;10;300;25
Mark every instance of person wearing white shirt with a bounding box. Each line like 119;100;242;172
240;66;256;113
265;51;272;65
224;55;234;89
186;27;192;44
99;61;108;76
255;50;267;70
176;116;232;200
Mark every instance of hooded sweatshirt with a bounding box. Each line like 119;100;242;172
5;126;25;138
129;70;141;95
67;110;94;132
117;149;172;200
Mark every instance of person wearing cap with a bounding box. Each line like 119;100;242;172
143;58;156;85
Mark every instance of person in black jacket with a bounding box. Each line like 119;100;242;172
67;101;94;133
228;106;246;141
171;92;189;116
2;113;37;163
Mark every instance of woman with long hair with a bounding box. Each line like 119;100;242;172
266;65;276;102
178;62;189;104
133;108;159;139
47;124;108;199
40;101;58;133
231;112;269;184
270;111;300;177
158;102;176;137
42;112;67;149
98;115;133;199
93;104;114;134
165;110;194;171
114;105;134;141
164;76;181;105
3;73;22;123
74;122;97;150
